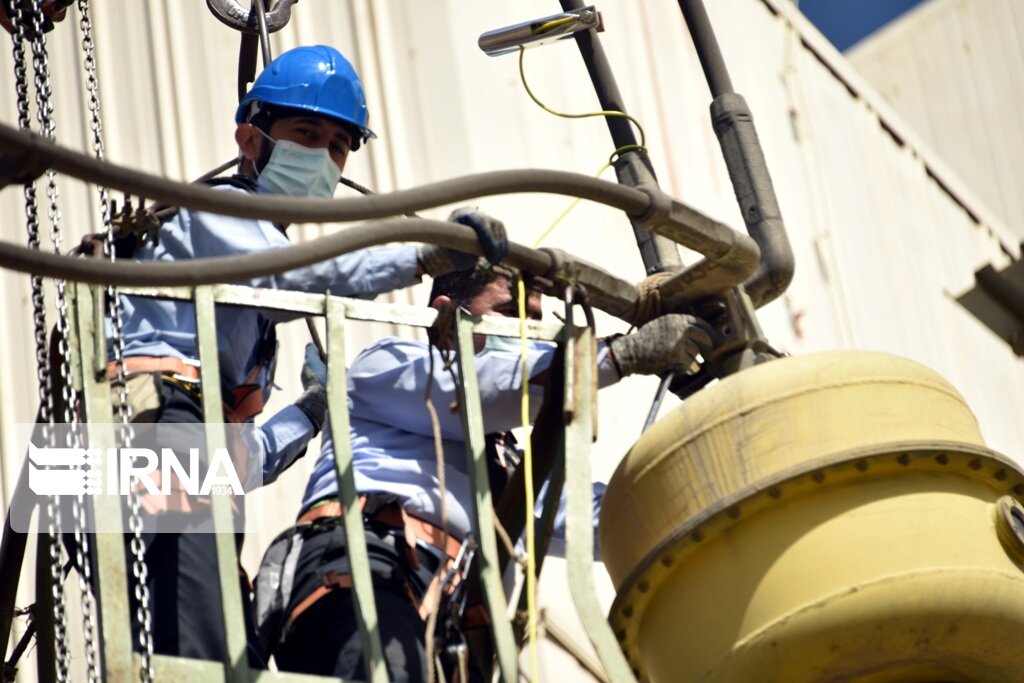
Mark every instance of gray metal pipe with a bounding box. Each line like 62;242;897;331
558;0;683;276
710;94;794;307
628;187;761;310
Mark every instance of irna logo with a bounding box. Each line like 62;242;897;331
27;443;244;498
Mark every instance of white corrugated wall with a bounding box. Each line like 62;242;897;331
849;0;1024;240
0;0;1021;679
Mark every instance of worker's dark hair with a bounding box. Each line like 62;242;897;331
429;263;506;307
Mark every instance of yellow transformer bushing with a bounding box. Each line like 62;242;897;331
599;351;1024;683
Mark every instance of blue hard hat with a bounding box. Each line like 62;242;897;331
235;45;376;149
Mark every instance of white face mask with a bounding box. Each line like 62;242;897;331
254;130;341;199
480;334;523;356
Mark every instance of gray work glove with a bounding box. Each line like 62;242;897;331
609;314;715;377
418;207;510;276
295;343;328;433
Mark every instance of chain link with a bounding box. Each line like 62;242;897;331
9;3;72;680
23;1;105;680
76;1;156;679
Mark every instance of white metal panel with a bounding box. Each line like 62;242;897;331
850;0;1024;239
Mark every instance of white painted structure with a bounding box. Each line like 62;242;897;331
849;0;1024;240
0;0;1020;679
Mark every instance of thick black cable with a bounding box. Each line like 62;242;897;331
677;0;735;97
0;122;650;224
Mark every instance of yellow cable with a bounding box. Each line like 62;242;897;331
515;43;650;683
516;275;539;683
517;160;611;683
518;46;646;150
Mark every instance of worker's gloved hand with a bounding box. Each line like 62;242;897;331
300;343;327;390
295;343;328;433
609;314;715;377
418;207;509;276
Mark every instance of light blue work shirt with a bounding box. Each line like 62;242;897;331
111;184;421;485
301;336;620;543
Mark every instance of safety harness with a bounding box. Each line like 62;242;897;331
83;176;286;514
85;174;284;425
254;484;503;663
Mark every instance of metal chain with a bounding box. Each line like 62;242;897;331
10;4;72;681
76;2;156;679
25;2;103;681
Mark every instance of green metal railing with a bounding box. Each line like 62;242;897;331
26;279;625;682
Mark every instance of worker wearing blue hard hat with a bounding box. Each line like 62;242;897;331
233;45;373;199
112;44;509;669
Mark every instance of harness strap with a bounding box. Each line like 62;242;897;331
225;383;266;423
286;571;352;628
289;499;467;628
113;357;260;514
107;356;199;381
298;499;463;560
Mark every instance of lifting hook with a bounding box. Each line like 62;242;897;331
205;0;298;34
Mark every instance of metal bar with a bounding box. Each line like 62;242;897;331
142;652;353;680
251;0;272;66
557;0;682;275
563;322;636;682
73;282;134;682
453;310;520;683
676;0;734;97
513;447;565;637
34;533;56;683
558;0;637;147
116;284;568;341
237;33;259;102
539;608;611;683
325;296;388;683
0;465;30;658
195;286;251;682
642;373;673;431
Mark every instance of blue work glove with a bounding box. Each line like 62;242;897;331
295;342;328;433
417;207;510;276
300;342;327;390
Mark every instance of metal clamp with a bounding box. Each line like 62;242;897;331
478;6;601;57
